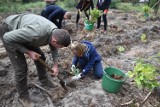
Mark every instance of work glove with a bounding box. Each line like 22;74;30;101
71;65;76;72
71;73;84;81
104;9;108;14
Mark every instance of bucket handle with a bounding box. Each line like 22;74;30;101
102;57;128;81
101;57;120;69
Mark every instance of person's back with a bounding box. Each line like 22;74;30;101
5;13;57;47
41;5;62;19
41;4;71;28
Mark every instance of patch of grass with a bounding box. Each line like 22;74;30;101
116;3;145;12
110;0;121;9
116;3;158;17
0;2;45;13
56;1;76;11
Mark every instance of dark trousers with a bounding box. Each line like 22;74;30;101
76;10;89;25
97;14;107;31
0;23;48;98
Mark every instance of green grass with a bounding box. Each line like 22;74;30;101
0;1;158;16
57;0;76;11
0;2;45;13
115;3;160;16
116;3;146;12
0;1;75;13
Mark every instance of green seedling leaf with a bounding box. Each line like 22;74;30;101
127;71;134;78
71;66;80;76
117;46;125;52
141;34;147;43
142;5;150;13
127;61;159;91
86;8;103;24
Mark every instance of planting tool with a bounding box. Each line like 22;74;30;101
37;58;67;90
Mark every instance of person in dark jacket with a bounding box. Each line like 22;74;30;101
71;41;103;79
76;0;94;27
41;5;71;28
97;0;111;33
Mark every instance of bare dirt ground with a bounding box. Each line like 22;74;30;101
0;9;160;107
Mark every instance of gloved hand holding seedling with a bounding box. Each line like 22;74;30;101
70;65;80;76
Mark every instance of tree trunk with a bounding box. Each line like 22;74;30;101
23;0;29;3
154;0;160;16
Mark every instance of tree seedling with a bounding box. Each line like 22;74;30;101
85;9;103;24
117;46;125;52
142;5;150;18
126;61;160;105
70;66;80;76
127;61;159;90
141;34;147;43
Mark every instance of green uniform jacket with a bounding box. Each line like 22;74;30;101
3;13;58;62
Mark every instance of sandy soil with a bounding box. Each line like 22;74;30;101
0;9;160;107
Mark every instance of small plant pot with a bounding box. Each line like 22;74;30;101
84;21;94;31
102;67;126;93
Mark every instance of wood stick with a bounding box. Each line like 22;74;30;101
46;96;55;107
141;91;152;104
33;82;52;97
120;99;134;106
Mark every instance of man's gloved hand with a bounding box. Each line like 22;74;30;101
71;73;84;81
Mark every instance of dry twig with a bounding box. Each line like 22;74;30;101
33;82;52;97
120;99;134;106
46;96;55;107
141;91;152;104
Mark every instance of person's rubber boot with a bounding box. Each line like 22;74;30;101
40;78;58;88
19;96;35;107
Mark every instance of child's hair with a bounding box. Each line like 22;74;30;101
71;41;86;56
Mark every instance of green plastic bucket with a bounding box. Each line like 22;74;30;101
102;67;126;93
84;22;94;31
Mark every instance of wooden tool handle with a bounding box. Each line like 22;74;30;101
38;58;53;72
37;58;62;81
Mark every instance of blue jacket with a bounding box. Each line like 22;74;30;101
72;41;101;75
96;0;111;10
41;5;66;28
